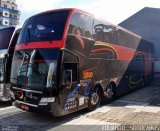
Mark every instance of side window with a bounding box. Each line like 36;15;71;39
93;19;104;41
103;23;118;44
68;13;93;39
62;63;78;84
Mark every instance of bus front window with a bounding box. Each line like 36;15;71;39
12;49;59;90
17;10;69;44
27;60;57;88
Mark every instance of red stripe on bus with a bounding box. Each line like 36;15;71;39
15;40;64;50
62;10;73;47
95;41;152;60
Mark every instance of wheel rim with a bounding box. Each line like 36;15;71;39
106;84;114;99
90;88;100;105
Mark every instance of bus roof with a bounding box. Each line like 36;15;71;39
29;8;154;46
32;8;93;18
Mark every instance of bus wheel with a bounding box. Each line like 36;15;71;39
102;83;115;104
88;86;102;111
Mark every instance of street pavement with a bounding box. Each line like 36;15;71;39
0;85;160;131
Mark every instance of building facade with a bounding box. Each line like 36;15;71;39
0;0;20;28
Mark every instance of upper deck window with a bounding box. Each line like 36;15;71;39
68;13;93;39
17;10;69;44
93;19;104;41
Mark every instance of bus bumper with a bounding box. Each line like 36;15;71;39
12;100;52;113
10;86;79;116
12;97;71;117
12;98;76;117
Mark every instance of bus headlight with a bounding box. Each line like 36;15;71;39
39;97;55;105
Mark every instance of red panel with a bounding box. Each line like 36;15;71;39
95;41;152;61
62;9;73;47
15;40;64;50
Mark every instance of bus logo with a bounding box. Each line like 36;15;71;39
83;71;93;79
82;67;96;79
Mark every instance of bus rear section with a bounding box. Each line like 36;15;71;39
10;8;154;116
0;27;21;101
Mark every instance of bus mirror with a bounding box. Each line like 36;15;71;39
64;70;72;86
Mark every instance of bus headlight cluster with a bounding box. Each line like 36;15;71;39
39;97;55;105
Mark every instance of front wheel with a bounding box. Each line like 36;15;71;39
87;86;102;111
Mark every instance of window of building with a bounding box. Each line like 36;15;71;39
5;13;8;16
5;21;8;24
0;21;2;25
4;4;7;8
0;12;3;16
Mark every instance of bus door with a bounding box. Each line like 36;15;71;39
61;62;80;111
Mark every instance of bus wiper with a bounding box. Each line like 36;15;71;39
25;27;31;45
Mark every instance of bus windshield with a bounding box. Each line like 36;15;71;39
17;10;69;44
11;49;59;89
0;27;15;49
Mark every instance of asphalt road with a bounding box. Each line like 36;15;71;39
0;84;160;131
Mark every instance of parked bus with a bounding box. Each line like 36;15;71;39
0;27;21;101
10;8;154;116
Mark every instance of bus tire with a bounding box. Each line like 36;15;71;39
87;86;102;111
102;83;116;104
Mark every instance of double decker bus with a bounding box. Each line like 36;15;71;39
10;8;154;116
0;27;21;101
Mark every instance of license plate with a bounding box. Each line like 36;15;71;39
20;104;29;111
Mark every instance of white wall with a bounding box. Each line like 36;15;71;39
10;0;16;4
2;19;9;25
3;10;9;17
